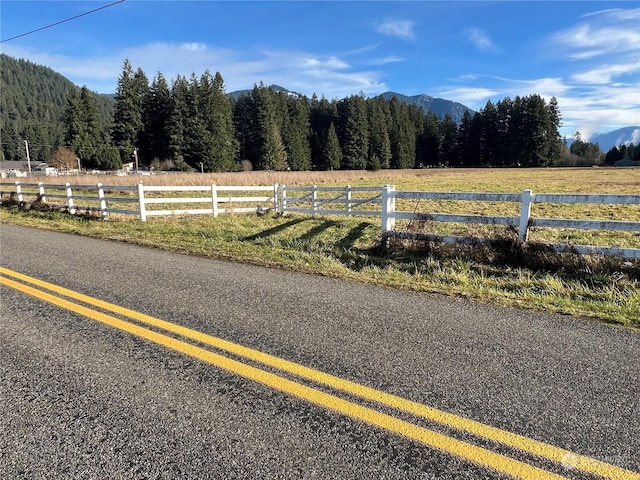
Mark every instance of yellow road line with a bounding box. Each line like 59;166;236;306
1;274;567;480
2;267;638;480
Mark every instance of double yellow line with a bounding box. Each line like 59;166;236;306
1;266;637;480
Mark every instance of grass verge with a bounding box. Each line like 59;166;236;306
1;205;638;328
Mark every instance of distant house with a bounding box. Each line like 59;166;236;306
0;161;57;178
0;161;29;178
121;162;135;172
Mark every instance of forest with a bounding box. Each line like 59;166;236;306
3;55;636;171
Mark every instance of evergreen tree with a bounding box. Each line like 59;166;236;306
144;72;173;164
310;95;339;169
63;86;113;169
417;112;441;167
456;110;474;167
166;75;189;165
439;113;458;167
196;71;237;171
337;95;369;170
63;87;82;148
172;72;208;171
322;122;342;170
263;122;288;170
282;95;312;171
112;60;148;165
232;93;255;168
367;97;392;170
389;98;416;169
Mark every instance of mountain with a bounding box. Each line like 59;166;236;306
589;127;640;151
377;92;475;124
0;53;114;162
228;84;301;100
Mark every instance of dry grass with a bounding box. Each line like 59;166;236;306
5;166;638;192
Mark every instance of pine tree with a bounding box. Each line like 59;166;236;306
206;71;237;171
282;96;312;171
112;60;148;165
389;98;416;169
322;122;342;170
417;112;441;167
144;72;173;164
439;114;458;167
310;95;338;169
263;122;288;171
367;97;391;170
63;87;81;148
337;95;369;170
166;75;189;166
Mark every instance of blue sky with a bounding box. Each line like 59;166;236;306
1;1;639;140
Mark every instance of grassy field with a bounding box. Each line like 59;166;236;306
1;167;639;327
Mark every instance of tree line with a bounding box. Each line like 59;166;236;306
57;60;569;172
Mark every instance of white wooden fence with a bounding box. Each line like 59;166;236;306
379;186;640;259
1;182;278;221
137;184;278;221
3;181;639;258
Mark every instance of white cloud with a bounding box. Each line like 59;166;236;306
464;28;498;52
552;8;640;60
375;20;416;41
436;86;499;105
0;42;389;98
571;62;640;84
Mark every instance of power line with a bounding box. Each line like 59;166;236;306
1;0;126;44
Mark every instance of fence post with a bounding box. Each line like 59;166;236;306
97;183;108;219
519;189;533;242
312;185;318;215
65;183;76;214
273;183;279;214
211;184;219;217
281;184;288;215
137;182;147;221
381;184;396;235
37;182;48;203
15;181;23;202
346;185;352;216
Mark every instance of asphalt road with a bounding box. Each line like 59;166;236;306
1;224;638;479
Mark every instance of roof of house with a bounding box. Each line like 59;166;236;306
0;161;48;170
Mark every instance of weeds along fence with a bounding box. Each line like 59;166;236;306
2;181;639;259
377;186;640;259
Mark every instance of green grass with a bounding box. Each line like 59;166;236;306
1;205;638;328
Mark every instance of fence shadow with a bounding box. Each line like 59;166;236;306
298;220;338;242
335;222;372;251
242;218;309;242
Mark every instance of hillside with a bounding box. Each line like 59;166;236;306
590;127;640;151
0;54;113;162
377;92;475;124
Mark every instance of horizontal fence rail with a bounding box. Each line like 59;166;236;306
281;185;383;217
2;182;639;258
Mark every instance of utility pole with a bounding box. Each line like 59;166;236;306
24;139;31;176
133;148;139;173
